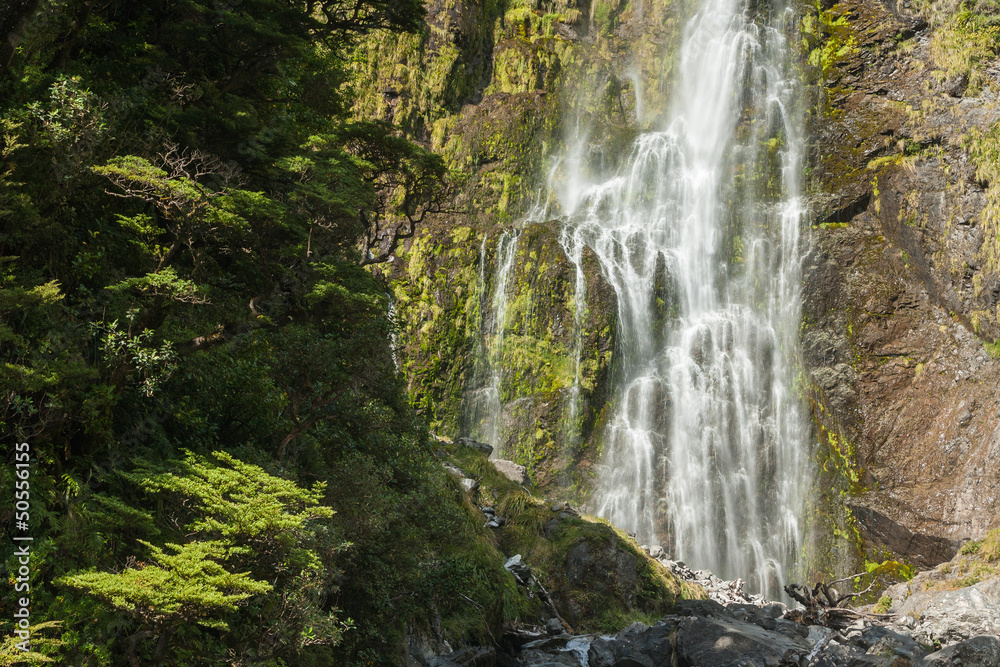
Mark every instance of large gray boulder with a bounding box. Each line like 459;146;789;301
921;636;1000;666
674;615;811;666
492;459;529;485
887;576;1000;645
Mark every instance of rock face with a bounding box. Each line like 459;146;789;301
848;505;962;570
803;0;1000;566
882;540;1000;646
359;0;1000;577
891;579;1000;645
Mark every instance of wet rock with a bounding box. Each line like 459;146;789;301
518;635;594;667
456;437;494;456
617;621;675;666
492;459;529;485
544;618;563;636
921;635;1000;666
585;637;617;667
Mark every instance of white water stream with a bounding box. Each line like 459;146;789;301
470;0;810;596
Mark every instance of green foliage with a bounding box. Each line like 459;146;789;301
0;622;64;666
0;0;473;663
123;451;337;568
929;7;1000;94
91;309;179;397
801;6;858;79
873;595;892;614
58;541;272;630
55;451;350;665
965;125;1000;276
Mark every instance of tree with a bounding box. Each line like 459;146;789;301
57;451;350;665
92;146;245;274
59;541;271;667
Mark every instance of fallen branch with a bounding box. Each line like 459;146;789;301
533;576;574;635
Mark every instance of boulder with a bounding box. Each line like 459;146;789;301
518;635;593;667
615;621;675;666
674;615;811;667
492;459;529;485
887;576;1000;645
456;437;493;457
586;637;617;667
855;625;926;663
921;636;1000;666
504;554;532;586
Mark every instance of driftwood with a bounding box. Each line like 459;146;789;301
784;573;882;628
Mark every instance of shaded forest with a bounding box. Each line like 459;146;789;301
0;1;514;664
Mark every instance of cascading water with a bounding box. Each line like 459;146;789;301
553;0;808;596
468;0;809;596
465;230;521;449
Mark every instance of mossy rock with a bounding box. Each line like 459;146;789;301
443;439;705;633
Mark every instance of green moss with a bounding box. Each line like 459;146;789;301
442;440;702;632
801;6;859;80
391;230;483;432
817;422;865;496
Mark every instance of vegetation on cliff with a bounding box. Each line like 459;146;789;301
0;0;700;664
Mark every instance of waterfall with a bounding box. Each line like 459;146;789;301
464;230;521;449
467;0;809;596
557;0;808;596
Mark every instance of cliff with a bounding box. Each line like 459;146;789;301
350;0;1000;580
